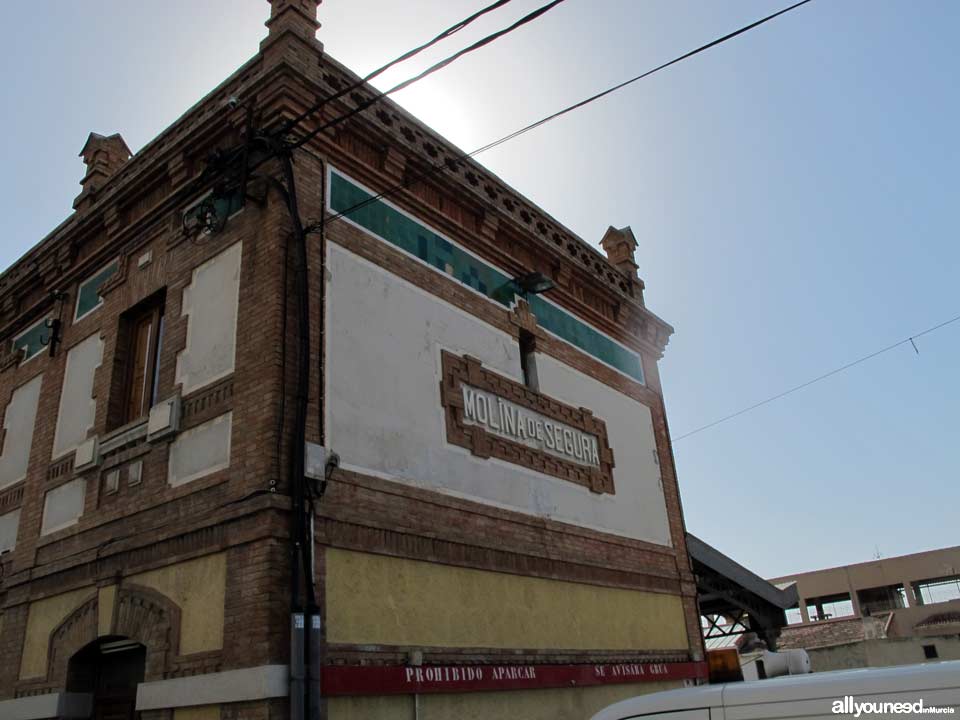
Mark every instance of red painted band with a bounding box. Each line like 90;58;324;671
322;660;708;696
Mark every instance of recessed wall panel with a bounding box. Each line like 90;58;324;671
0;374;42;488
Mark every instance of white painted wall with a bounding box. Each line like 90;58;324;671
326;245;672;544
52;333;102;460
168;411;232;487
41;478;85;535
0;373;42;489
176;241;242;394
0;507;20;553
534;354;672;545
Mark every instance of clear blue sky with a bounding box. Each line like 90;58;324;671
3;1;957;578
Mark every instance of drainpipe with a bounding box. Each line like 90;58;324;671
308;512;322;719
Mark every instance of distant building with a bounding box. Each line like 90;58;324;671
769;545;960;671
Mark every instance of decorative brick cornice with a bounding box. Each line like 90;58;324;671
439;351;615;494
0;20;674;360
315;82;674;358
381;145;406;180
314;58;653;308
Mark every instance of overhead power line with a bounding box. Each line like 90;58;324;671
672;312;960;442
288;0;569;150
218;0;562;220
280;0;516;136
320;0;814;225
473;0;813;155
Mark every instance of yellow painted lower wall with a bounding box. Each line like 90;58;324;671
327;681;679;720
173;706;221;720
20;587;97;680
326;549;688;650
129;552;227;654
329;695;413;720
17;552;227;682
98;584;118;637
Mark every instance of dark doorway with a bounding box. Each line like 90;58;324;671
66;637;146;720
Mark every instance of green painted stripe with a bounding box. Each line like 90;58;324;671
329;171;644;384
528;295;645;383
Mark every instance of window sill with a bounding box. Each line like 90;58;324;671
100;417;149;456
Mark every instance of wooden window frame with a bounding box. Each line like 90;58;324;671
108;291;166;430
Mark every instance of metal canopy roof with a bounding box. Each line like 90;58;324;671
688;533;799;650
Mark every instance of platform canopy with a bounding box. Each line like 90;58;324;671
688;533;799;651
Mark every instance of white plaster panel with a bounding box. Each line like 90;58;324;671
0;692;91;720
176;241;242;394
136;664;288;710
0;373;42;488
41;478;86;535
52;334;102;460
0;692;60;720
326;244;672;544
168;411;232;487
0;507;20;553
73;436;98;471
534;353;672;546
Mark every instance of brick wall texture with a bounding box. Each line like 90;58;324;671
0;5;703;714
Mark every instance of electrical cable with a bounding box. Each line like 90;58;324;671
672;312;960;442
276;232;290;486
227;0;566;211
280;150;314;608
224;0;565;234
469;0;812;157
316;159;326;442
268;147;323;712
318;0;813;226
192;1;806;707
231;0;815;494
287;0;569;150
187;1;813;706
273;148;313;720
279;0;516;136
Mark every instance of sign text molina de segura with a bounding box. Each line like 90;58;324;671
461;385;601;467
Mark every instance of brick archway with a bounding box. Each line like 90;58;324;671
113;585;182;680
46;596;98;687
45;584;182;686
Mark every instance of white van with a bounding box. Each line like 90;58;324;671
591;660;960;720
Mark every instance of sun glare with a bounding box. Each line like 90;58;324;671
391;82;480;153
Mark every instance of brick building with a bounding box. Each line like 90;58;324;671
0;2;704;719
770;545;960;672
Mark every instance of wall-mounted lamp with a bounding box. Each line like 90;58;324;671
39;290;68;357
182;195;226;236
514;271;556;296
